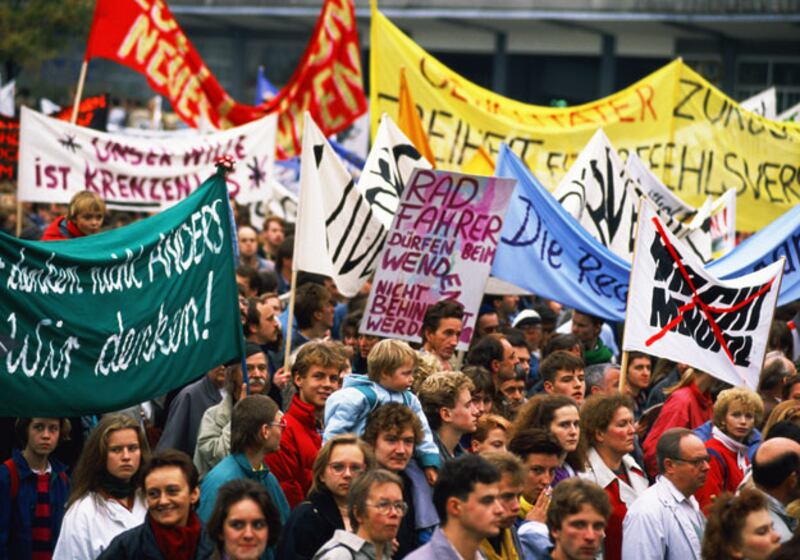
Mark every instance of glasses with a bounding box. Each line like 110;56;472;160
270;419;287;430
673;455;711;468
367;500;408;516
328;462;365;475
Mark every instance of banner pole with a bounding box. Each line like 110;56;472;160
15;201;22;237
618;197;648;394
282;267;299;372
618;351;629;394
70;60;89;125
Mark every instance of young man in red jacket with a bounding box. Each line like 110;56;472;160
266;340;348;507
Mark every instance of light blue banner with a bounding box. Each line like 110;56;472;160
707;203;800;306
492;145;631;322
492;144;799;321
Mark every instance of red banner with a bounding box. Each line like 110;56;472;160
85;0;367;158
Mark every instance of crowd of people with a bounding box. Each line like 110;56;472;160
1;190;800;560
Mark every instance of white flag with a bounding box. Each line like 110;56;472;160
626;153;695;221
39;98;62;116
740;87;777;120
778;100;800;123
0;80;15;117
624;201;783;390
709;189;737;259
295;113;432;297
556;129;710;262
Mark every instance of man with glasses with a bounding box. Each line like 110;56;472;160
622;428;709;560
405;454;504;560
267;341;348;507
363;403;439;558
315;469;406;560
197;394;290;529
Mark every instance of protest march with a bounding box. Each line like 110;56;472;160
2;1;800;560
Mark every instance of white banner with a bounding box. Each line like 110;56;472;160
740;87;777;120
626;152;695;221
779;101;800;123
556;129;711;262
294;113;431;298
624;202;783;390
709;188;737;259
360;168;516;350
0;80;14;118
18;107;276;211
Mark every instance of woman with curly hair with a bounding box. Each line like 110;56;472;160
579;393;648;560
701;489;781;560
694;387;763;512
511;394;585;486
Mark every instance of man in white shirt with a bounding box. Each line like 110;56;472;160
622;428;709;560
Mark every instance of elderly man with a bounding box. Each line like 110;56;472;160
622;428;708;560
752;437;800;542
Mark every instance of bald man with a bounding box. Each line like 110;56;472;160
752;437;800;543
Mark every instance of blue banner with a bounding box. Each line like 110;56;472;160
707;203;800;306
255;66;279;104
492;144;799;321
492;145;631;322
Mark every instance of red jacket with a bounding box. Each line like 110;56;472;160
265;394;322;508
41;216;85;241
695;437;747;513
643;383;713;478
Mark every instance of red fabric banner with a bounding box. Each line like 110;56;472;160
85;0;367;158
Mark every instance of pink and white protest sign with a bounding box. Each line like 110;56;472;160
360;168;516;350
17;107;276;211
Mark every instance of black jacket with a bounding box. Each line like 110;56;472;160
276;489;344;560
97;516;214;560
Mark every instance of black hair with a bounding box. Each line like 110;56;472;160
432;454;500;524
753;450;800;490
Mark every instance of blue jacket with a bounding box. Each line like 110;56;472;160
0;449;70;560
196;453;290;525
693;420;761;462
323;374;441;468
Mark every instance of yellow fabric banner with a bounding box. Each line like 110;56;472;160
370;8;800;232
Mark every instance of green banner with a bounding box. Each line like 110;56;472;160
0;171;243;416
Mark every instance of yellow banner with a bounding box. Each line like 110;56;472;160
370;8;800;232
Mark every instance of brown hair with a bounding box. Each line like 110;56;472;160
292;340;348;379
418;372;475;431
512;394;586;472
482;451;524;487
540;351;584;385
546;478;611;537
310;434;375;494
207;479;282;552
67;414;150;509
762;399;800;439
580;393;635;445
231;395;279;454
15;417;71;448
67;190;105;221
142;449;199;492
473;414;511;444
347;469;403;531
363;403;423;448
701;489;769;560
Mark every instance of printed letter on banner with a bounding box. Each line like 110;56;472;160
360;169;516;350
623;202;783;390
0;173;242;416
17;107;276;212
370;7;800;232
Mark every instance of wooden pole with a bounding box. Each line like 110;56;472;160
618;351;629;394
70;60;89;125
282;267;299;372
15;202;22;238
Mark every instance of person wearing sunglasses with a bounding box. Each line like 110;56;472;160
314;469;406;560
278;435;375;560
196;394;290;558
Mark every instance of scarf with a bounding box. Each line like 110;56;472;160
100;472;135;499
712;425;749;471
149;511;201;560
584;339;613;365
480;528;520;560
518;494;534;518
